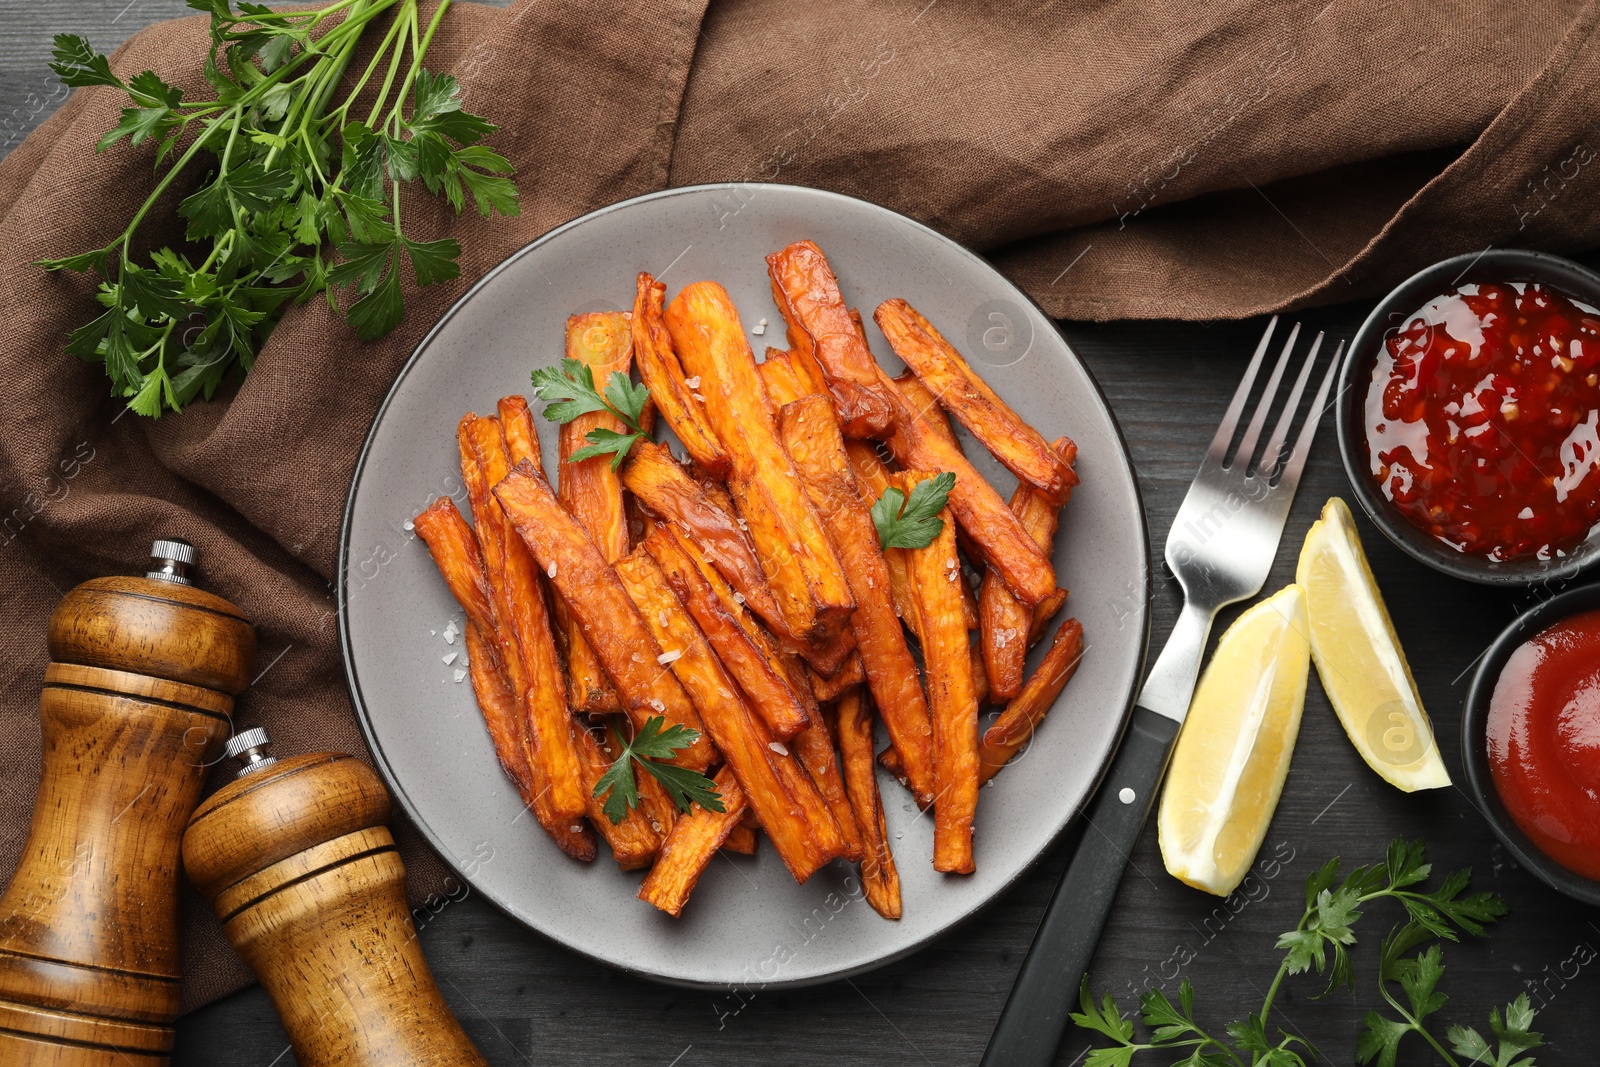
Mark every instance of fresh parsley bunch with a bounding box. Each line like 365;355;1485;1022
1073;839;1537;1067
592;716;724;825
41;0;519;417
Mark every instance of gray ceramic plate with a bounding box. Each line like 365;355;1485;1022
339;183;1150;989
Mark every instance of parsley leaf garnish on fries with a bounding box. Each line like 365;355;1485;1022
871;471;956;550
530;357;653;469
592;715;724;825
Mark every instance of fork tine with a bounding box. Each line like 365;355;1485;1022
1204;316;1278;464
1231;321;1300;472
1276;340;1344;493
1256;331;1324;479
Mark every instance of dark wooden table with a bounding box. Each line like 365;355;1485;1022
5;4;1597;1063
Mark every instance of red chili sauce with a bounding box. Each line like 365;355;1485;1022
1364;281;1600;562
1487;607;1600;881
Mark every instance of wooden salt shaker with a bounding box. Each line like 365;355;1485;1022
0;540;254;1065
183;729;488;1067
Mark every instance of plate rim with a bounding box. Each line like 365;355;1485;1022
336;180;1152;988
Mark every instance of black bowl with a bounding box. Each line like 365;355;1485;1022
1336;249;1600;586
1461;581;1600;906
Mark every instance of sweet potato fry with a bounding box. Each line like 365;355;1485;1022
573;721;661;870
786;666;866;863
665;280;855;646
809;652;865;702
978;618;1085;784
625;491;659;550
767;240;895;438
557;312;632;714
835;689;902;919
876;298;1076;499
492;461;715;770
842;439;921;638
461;416;588;822
464;625;596;862
971;639;991;709
413;497;496;635
900;472;979;874
778;394;936;805
613;549;839;882
633;529;852;858
980;436;1078;700
890;369;960;449
873;364;1055;606
633;272;730;477
644;526;810;740
638;767;748;916
620;440;793;644
759;349;810;407
497;395;543;468
632;736;680;838
722;819;759;855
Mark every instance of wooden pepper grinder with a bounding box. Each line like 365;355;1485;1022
0;539;255;1066
183;729;488;1067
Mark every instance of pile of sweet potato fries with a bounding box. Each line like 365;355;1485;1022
415;240;1086;919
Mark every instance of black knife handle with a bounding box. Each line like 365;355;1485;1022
979;704;1181;1067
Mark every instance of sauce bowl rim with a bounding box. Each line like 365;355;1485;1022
1461;579;1600;907
1336;248;1600;587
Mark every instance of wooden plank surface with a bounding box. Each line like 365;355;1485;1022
3;4;1596;1064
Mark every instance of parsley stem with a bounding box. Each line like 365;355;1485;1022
384;0;453;130
1378;983;1462;1067
330;0;409;125
305;0;371;29
364;1;417;128
115;121;221;269
216;108;243;177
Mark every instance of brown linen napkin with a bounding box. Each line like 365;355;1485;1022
0;0;1594;1011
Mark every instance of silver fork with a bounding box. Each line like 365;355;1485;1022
980;317;1342;1067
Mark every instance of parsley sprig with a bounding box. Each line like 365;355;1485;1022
1073;839;1530;1067
530;357;652;469
41;0;518;417
871;471;956;549
592;716;723;825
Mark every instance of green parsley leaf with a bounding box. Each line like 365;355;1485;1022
327;240;395;294
590;717;721;825
121;263;188;320
568;428;648;470
341;247;404;341
531;361;651;434
592;727;641;826
1445;996;1543;1067
98;105;180;151
1398;944;1448;1023
458;166;521;217
603;370;650;428
37;248;110;274
402;236;461;287
1356;1012;1412;1067
1069;979;1136;1045
639;759;726;815
530;357;614;424
407;69;496;145
871;471;955;549
49;34;122;89
127;70;182;108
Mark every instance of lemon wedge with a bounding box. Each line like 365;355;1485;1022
1159;584;1310;896
1296;497;1449;792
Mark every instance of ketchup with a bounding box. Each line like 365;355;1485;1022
1364;281;1600;561
1487;607;1600;881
